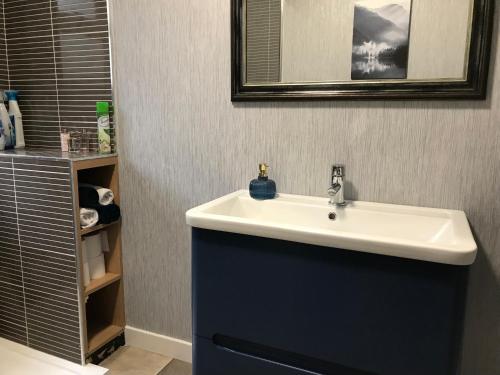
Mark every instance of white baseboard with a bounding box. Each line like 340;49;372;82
125;326;192;363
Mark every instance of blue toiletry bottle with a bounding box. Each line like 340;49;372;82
0;121;5;151
250;163;276;200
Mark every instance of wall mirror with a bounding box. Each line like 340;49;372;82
231;0;494;101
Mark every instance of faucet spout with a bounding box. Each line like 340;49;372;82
328;183;341;196
328;165;346;206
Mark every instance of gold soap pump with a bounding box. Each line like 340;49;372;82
259;163;268;178
250;163;277;200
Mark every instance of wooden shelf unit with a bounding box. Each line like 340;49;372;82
72;156;125;360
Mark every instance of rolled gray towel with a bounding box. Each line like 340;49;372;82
80;183;114;206
96;186;114;206
80;208;99;229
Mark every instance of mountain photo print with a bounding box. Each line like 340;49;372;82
351;0;412;80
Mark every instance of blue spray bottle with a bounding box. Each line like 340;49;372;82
0;121;5;151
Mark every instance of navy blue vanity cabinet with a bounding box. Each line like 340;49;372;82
192;228;468;375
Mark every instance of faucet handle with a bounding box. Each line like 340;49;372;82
332;165;345;177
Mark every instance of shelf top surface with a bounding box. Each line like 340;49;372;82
0;148;117;162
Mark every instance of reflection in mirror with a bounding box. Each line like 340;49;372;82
243;0;474;85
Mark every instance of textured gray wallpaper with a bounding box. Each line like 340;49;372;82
110;1;500;373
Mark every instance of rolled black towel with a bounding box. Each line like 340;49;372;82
95;204;121;224
79;186;100;207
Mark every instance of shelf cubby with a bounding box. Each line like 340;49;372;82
85;282;125;356
87;324;124;356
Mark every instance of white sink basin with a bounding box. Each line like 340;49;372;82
186;190;477;265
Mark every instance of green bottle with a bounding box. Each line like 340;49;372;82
96;102;111;154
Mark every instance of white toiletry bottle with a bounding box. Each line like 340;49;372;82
0;95;13;148
60;128;70;152
6;90;24;149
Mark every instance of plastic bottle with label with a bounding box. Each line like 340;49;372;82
96;102;111;154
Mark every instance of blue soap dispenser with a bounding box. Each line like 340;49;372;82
250;163;276;200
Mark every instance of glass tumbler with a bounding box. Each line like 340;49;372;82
69;131;82;153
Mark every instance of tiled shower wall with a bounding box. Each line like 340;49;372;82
0;156;82;363
2;0;112;149
0;3;9;90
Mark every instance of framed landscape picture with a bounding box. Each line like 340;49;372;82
352;0;412;80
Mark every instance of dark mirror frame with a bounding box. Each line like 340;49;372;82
231;0;495;101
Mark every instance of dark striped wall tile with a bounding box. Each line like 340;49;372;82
4;0;57;150
0;157;28;346
3;0;113;149
0;155;82;364
246;0;281;83
13;157;82;363
0;2;8;91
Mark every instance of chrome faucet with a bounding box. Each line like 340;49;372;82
328;165;346;206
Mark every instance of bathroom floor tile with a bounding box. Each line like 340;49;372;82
158;360;192;375
100;346;172;375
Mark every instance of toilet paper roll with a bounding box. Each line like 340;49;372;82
100;230;110;253
83;262;91;287
82;238;88;260
85;233;103;260
89;254;106;280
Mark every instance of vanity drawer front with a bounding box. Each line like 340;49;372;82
194;335;324;375
192;228;467;375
